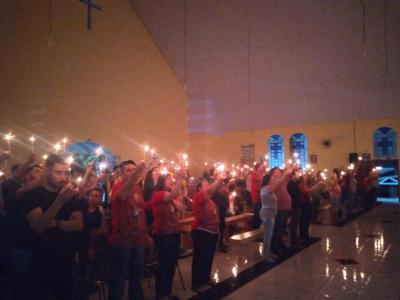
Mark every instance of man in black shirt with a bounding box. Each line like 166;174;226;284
23;154;83;299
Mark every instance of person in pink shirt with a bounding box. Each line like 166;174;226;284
269;166;294;255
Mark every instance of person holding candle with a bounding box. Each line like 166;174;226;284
143;166;160;226
191;176;224;292
151;172;185;300
270;166;294;255
108;160;154;300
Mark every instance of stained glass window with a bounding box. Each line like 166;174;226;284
374;127;397;158
268;135;284;168
290;133;308;169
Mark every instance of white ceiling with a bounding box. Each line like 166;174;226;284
131;0;400;135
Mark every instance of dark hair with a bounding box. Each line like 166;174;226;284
119;160;136;171
28;164;42;173
236;179;246;188
270;167;279;175
45;154;66;169
196;179;208;192
155;174;171;191
88;187;103;196
261;174;271;187
254;163;262;171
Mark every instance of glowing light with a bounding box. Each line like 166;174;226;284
376;166;383;171
340;171;345;176
66;156;74;165
296;159;300;165
231;191;237;198
184;160;189;167
62;138;68;144
42;154;48;160
360;272;365;279
232;264;238;278
253;162;257;166
355;236;359;249
306;164;311;170
170;161;175;165
160;167;168;175
342;268;348;281
151;149;155;155
0;171;4;177
216;164;225;173
288;159;293;164
99;162;107;171
144;145;150;152
182;153;188;160
358;156;362;161
213;271;219;283
76;177;82;183
325;264;330;278
353;270;357;283
93;147;103;157
265;154;269;160
204;162;208;166
325;238;331;252
293;152;299;158
231;171;237;177
160;159;164;164
324;168;328;173
4;133;15;141
29;136;36;142
53;143;61;153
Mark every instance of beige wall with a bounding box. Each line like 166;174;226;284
189;118;400;176
0;0;188;167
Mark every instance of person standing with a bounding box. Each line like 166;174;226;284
251;163;264;229
152;173;185;300
23;154;83;299
108;160;153;300
191;176;224;292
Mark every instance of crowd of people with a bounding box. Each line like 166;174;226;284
0;149;380;300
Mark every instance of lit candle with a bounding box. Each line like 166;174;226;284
76;176;82;184
216;163;225;173
42;154;48;160
29;136;36;152
265;154;269;160
4;133;15;153
293;152;299;158
95;147;103;156
54;143;61;153
143;145;150;160
66;156;74;165
99;162;107;172
160;167;168;175
204;162;208;166
62;138;68;152
288;159;293;164
358;156;362;161
0;170;4;177
151;149;156;159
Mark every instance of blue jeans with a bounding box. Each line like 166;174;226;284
108;246;145;300
261;217;275;256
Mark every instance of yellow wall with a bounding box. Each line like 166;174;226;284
0;0;187;166
189;118;400;176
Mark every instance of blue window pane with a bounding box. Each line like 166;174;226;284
374;127;397;158
290;133;308;169
268;135;284;168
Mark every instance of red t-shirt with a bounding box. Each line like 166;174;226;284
251;172;261;204
108;181;149;247
152;191;180;235
191;191;219;234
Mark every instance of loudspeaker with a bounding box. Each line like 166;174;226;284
349;152;358;163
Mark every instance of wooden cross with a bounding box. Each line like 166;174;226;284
79;0;101;31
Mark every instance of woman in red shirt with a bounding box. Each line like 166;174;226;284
191;176;224;292
152;173;185;300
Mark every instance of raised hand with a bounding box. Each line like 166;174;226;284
56;183;77;204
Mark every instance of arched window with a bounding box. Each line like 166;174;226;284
373;127;397;158
290;133;308;169
268;135;284;168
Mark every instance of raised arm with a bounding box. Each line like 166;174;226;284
117;163;146;200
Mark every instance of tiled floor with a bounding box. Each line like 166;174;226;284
225;204;400;300
92;204;400;299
